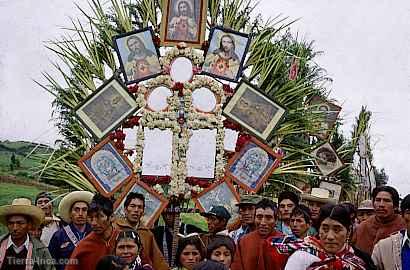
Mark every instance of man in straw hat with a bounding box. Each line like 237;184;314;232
65;193;120;270
300;187;336;232
34;192;61;247
229;194;259;244
0;197;55;270
48;191;93;270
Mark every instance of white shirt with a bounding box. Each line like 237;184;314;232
40;217;60;247
7;234;30;254
284;250;320;270
402;229;410;248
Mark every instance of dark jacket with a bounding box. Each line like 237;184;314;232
48;223;91;270
352;246;377;270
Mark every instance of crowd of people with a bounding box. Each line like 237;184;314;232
0;185;409;269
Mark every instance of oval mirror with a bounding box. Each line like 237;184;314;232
147;86;173;111
170;57;193;83
192;87;217;112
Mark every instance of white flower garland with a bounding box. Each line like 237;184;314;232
184;76;227;180
160;43;204;67
134;47;227;197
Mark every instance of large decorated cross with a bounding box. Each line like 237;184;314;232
40;0;355;228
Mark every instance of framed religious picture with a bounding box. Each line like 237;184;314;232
309;96;342;140
223;80;286;142
311;142;345;176
113;27;162;84
114;179;169;228
202;26;251;82
319;181;342;202
78;137;134;197
193;179;240;223
75;77;140;140
160;0;207;48
226;137;283;193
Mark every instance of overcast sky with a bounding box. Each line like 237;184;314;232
1;0;409;195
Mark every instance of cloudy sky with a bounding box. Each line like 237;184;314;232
1;0;409;194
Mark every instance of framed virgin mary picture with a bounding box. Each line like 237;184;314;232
78;137;134;197
226;136;283;193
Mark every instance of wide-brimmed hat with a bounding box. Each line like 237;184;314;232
59;191;94;223
0;198;45;227
301;188;336;204
357;199;374;211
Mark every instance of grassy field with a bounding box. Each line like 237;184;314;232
0;183;43;205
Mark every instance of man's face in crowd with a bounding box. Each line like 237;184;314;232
357;210;374;224
239;204;255;225
36;197;52;216
71;201;88;226
127;38;143;53
88;210;111;235
279;199;296;221
307;200;324;221
290;214;310;238
7;215;31;242
255;207;275;238
221;36;234;53
163;211;176;228
206;215;226;234
373;191;395;220
125;198;144;225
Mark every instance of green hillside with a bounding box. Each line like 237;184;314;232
0;140;53;178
